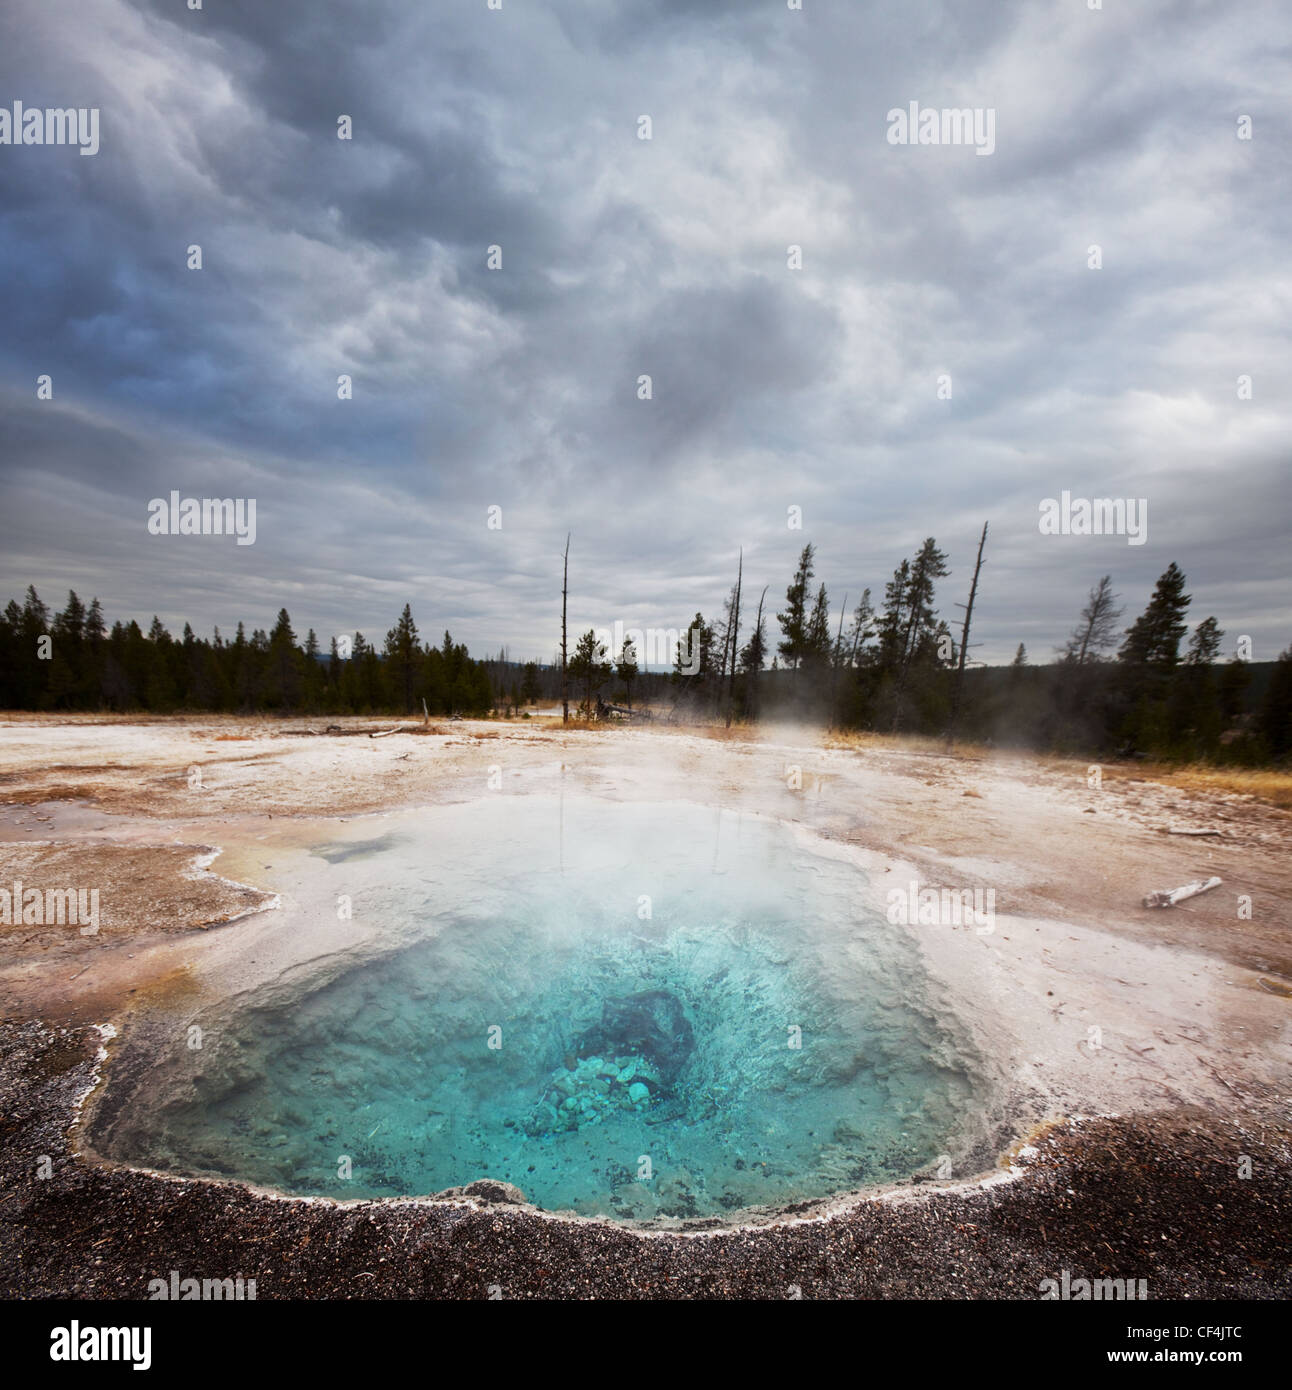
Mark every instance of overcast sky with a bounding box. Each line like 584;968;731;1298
0;0;1287;666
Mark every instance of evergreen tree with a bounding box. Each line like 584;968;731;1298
898;539;949;675
740;592;768;673
264;608;303;710
18;587;50;708
384;604;420;712
842;589;875;668
674;613;714;684
1184;616;1223;666
569;629;612;713
145;616;178;709
875;560;910;673
1169;617;1225;756
1118;563;1192;751
805;584;831;670
1119;563;1191;666
616;637;639;709
776;544;815;669
887;538;949;729
328;635;341;689
1257;645;1292;760
48;591;87;708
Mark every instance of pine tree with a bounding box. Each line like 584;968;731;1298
1119;563;1191;666
805;584;831;670
616;637;639;709
898;539;949;675
674;613;713;683
1184;616;1222;666
1258;645;1292;759
1171;617;1225;756
843;590;875;668
1118;563;1192;752
145;616;178;710
384;604;420;712
569;629;612;714
265;608;302;710
888;538;949;729
740;587;769;686
875;560;910;673
776;544;815;669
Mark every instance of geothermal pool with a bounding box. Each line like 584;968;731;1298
93;798;988;1222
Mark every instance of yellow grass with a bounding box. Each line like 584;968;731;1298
827;732;1292;810
1115;762;1292;811
822;729;991;760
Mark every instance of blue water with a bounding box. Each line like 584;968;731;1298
101;799;983;1221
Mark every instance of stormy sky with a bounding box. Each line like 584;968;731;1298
0;0;1287;665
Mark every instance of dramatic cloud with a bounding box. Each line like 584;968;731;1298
1;0;1287;663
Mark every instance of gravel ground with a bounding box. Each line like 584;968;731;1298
2;1021;1288;1301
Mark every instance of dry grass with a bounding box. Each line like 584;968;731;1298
1028;752;1292;811
1112;762;1292;812
822;729;991;760
826;733;1292;811
677;721;763;742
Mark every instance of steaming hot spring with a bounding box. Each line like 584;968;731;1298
89;795;995;1223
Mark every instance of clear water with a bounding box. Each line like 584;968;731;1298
100;798;985;1221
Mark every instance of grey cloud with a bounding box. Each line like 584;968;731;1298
0;0;1287;665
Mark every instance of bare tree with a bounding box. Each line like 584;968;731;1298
828;591;847;728
740;586;769;714
1062;575;1123;665
725;548;743;727
947;520;988;748
560;533;570;723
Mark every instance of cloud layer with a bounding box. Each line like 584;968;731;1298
1;0;1287;663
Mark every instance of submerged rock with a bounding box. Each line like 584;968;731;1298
522;991;696;1136
575;989;695;1083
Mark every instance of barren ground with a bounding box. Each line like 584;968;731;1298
1;713;1289;1298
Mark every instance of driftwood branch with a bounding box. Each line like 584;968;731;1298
369;724;414;739
1143;875;1223;909
1163;827;1223;837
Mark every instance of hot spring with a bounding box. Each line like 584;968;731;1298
91;797;992;1223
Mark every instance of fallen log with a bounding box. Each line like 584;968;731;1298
369;724;414;739
1142;875;1223;909
604;703;652;722
1163;827;1223;837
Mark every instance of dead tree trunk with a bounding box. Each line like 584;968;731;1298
828;591;847;730
561;533;570;724
726;549;743;728
947;520;988;750
745;585;767;718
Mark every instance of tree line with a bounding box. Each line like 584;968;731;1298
557;536;1290;763
5;546;1289;765
0;589;493;715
